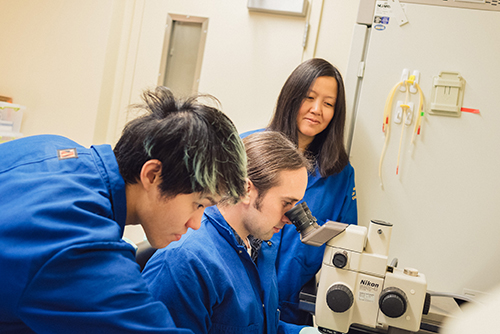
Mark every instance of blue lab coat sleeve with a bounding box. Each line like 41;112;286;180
17;241;188;334
278;321;307;334
143;243;216;334
0;135;192;334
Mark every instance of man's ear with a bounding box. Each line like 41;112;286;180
241;178;254;205
140;159;162;190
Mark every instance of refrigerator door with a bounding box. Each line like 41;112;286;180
349;2;500;296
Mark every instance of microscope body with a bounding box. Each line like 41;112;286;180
314;220;428;334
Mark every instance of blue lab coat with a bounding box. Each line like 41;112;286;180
143;206;306;334
241;129;358;325
0;135;191;334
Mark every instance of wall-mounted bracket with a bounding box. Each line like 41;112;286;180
394;101;414;125
399;69;420;93
399;69;410;92
430;71;465;117
409;70;420;94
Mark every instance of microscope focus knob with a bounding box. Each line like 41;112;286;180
379;287;408;318
332;251;348;268
422;292;431;315
326;284;353;313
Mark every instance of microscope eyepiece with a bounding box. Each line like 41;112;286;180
285;202;318;233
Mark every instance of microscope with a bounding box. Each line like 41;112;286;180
286;202;430;334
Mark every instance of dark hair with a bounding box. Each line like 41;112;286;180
243;131;310;210
114;86;247;203
268;58;348;177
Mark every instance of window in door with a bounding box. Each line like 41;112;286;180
158;14;208;96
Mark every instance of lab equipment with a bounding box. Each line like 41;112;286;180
286;202;430;334
344;0;500;304
0;101;25;141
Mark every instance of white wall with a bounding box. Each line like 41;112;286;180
139;0;359;134
126;0;312;135
314;0;359;75
0;0;121;147
0;0;358;143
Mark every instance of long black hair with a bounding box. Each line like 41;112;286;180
268;58;348;177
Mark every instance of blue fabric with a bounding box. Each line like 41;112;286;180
143;206;305;334
0;135;191;334
241;129;358;325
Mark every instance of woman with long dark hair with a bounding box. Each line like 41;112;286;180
242;58;358;325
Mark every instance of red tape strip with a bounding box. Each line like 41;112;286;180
461;107;480;114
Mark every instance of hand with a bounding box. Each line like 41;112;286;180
299;327;322;334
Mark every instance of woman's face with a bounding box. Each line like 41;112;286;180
296;76;337;150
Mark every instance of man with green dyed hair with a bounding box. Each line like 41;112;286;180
0;86;247;334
